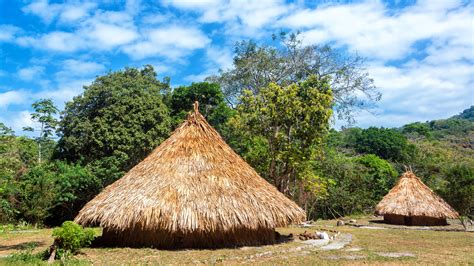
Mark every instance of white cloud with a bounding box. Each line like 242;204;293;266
165;0;291;37
0;25;22;42
22;0;62;23
0;90;27;108
280;1;473;61
123;26;210;60
59;2;97;23
83;22;139;49
22;0;96;24
56;59;105;79
206;46;233;71
22;31;85;52
18;66;45;81
162;0;222;10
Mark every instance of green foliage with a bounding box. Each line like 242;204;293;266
312;150;397;219
170;82;233;131
452;105;473;121
23;99;59;164
345;127;416;162
52;221;95;258
0;132;38;223
7;248;45;264
15;162;99;225
354;154;398;200
56;65;171;185
438;164;473;218
232;75;333;195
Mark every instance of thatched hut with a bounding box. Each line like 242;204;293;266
375;171;459;226
75;102;305;248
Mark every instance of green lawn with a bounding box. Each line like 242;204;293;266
1;218;473;265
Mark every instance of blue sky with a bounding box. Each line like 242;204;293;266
0;0;473;133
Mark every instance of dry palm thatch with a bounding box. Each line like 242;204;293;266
375;171;458;225
75;102;305;248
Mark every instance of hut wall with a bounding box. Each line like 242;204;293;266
99;227;277;249
411;216;447;226
384;214;447;226
383;214;405;225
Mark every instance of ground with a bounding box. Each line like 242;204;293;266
0;217;473;265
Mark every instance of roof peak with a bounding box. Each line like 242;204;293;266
193;101;199;114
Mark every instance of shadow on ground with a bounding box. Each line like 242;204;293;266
0;241;44;251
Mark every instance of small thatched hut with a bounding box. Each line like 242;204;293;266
375;171;459;226
75;102;305;248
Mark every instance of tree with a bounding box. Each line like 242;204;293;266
14;161;100;225
23;99;58;164
207;32;380;123
438;164;473;218
56;65;171;185
232;75;333;196
170;82;233;132
346;127;416;162
355;154;398;200
0;122;14;136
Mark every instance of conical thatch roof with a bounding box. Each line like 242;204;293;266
75;102;305;247
375;171;459;219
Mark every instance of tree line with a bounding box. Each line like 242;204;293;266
0;34;472;225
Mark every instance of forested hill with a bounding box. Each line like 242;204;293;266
401;106;474;142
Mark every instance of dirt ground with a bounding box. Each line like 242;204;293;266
1;217;473;265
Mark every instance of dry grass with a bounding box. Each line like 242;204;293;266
75;102;305;248
1;218;472;265
376;171;459;220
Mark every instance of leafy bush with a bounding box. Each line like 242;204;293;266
312;150;398;219
15;161;100;226
7;249;45;264
52;221;95;258
345;127;416;162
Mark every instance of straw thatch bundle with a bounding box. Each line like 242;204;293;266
375;171;459;226
75;102;305;248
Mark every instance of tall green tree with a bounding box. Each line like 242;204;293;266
23;99;58;164
207;32;380;123
56;65;171;185
170;82;233;131
232;75;333;196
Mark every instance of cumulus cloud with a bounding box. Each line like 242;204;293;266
164;0;291;37
18;66;44;81
280;0;472;61
0;90;27;108
122;26;210;60
0;25;22;42
22;0;96;24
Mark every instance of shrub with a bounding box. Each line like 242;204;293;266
52;221;95;259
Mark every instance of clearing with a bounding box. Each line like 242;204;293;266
0;217;472;265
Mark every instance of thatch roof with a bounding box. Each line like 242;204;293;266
375;171;459;219
75;102;305;238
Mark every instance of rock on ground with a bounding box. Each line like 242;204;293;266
320;234;352;250
376;252;416;258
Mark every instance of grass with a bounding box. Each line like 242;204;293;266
0;218;472;265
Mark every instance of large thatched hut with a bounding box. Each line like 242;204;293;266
375;171;459;226
75;102;305;248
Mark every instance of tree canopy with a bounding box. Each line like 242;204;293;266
207;32;380;123
56;65;171;186
231;75;333;196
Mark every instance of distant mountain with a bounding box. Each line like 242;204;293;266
452;106;473;121
401;106;474;142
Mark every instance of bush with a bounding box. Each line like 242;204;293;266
52;221;95;258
